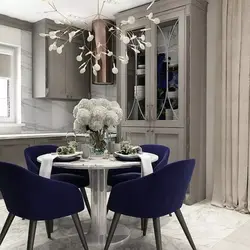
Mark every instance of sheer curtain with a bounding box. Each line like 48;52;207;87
212;0;250;212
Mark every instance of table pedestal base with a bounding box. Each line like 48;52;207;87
84;223;130;250
87;168;130;249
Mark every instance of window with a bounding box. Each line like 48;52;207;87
0;45;17;123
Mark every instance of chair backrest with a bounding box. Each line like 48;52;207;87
140;144;170;170
0;161;83;220
109;159;195;218
151;159;195;215
24;145;58;174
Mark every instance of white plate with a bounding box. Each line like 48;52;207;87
113;152;140;161
52;151;82;160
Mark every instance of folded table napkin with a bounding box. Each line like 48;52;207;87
39;154;58;178
138;153;154;177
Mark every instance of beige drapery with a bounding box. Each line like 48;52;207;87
212;0;250;212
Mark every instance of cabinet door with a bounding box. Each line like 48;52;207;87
151;127;185;163
65;41;90;100
119;18;151;127
0;142;31;168
46;38;66;99
150;9;186;128
121;127;150;146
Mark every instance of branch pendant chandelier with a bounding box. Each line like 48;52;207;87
40;0;161;82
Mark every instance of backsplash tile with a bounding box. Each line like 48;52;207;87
21;30;77;133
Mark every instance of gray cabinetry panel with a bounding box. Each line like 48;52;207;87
33;19;90;100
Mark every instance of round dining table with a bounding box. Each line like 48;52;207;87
37;153;158;249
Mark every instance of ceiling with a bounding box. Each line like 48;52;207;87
0;0;152;23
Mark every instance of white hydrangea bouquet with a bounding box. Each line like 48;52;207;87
73;98;123;153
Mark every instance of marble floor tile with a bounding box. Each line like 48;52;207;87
224;220;250;247
211;239;250;250
0;199;250;250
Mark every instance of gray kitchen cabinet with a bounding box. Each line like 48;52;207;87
0;139;33;168
33;19;90;100
121;127;150;146
116;0;207;204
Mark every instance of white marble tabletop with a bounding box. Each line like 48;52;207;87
37;153;158;170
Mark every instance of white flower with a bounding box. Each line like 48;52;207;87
104;110;119;127
112;107;123;123
73;120;86;133
73;105;79;118
145;42;152;47
89;120;103;131
76;108;91;125
110;101;120;108
78;99;91;110
92;106;107;121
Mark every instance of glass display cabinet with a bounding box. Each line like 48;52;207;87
116;0;207;204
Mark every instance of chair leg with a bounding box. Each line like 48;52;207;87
80;188;91;217
141;218;144;231
104;213;121;250
153;218;162;250
27;221;37;250
175;209;196;250
45;220;53;239
143;219;148;236
0;213;15;245
72;213;89;250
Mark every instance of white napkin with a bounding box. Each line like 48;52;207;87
138;153;153;177
39;154;57;178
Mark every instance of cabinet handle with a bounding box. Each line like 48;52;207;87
148;105;153;121
145;105;150;121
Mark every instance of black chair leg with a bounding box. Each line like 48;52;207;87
141;218;144;231
143;218;148;236
175;209;196;250
80;188;91;217
45;220;53;239
0;213;15;245
72;213;89;250
27;221;37;250
153;218;162;250
104;213;121;250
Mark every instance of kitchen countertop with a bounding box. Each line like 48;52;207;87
0;133;117;140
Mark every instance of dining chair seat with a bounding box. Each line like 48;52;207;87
104;159;196;250
0;162;89;250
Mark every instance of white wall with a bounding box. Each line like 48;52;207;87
206;0;222;199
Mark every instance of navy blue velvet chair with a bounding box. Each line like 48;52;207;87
24;145;91;218
105;159;196;250
0;162;88;250
107;144;170;187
